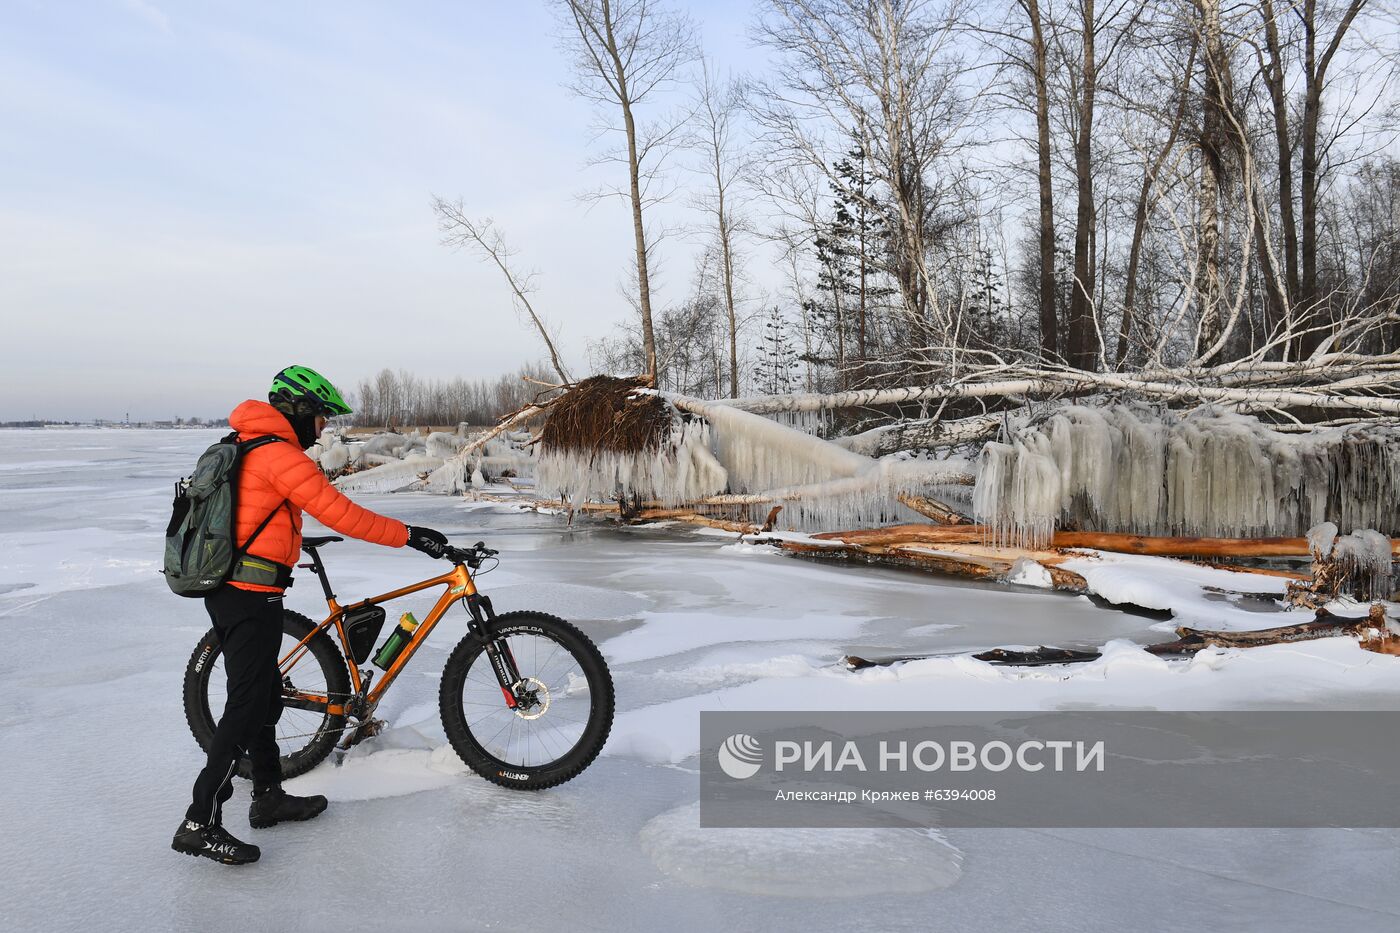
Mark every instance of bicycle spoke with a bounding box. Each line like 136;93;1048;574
454;627;601;769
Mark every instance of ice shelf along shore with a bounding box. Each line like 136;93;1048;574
973;404;1400;546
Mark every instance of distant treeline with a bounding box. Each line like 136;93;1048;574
0;419;229;428
350;362;555;428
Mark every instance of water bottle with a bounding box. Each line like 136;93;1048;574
372;611;420;670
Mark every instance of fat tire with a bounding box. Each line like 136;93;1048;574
439;611;614;790
182;608;350;781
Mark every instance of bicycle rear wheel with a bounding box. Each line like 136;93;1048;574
183;609;349;780
439;611;614;790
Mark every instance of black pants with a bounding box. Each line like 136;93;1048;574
185;585;285;825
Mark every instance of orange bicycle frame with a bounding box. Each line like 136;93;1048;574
279;561;481;717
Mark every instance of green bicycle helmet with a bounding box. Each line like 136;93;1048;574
269;365;353;416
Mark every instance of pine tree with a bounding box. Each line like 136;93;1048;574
964;248;1009;351
753;306;801;395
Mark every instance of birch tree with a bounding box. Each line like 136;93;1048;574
555;0;699;384
688;62;748;397
751;0;973;361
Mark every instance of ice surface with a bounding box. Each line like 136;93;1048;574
2;429;1399;932
640;803;962;897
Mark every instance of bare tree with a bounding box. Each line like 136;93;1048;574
1020;0;1060;363
431;197;574;384
1297;0;1370;357
751;0;973;361
554;0;699;384
688;61;749;396
1116;32;1197;367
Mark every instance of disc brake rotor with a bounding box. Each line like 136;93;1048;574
512;677;550;720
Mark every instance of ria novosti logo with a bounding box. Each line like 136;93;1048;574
714;732;1107;779
717;733;763;779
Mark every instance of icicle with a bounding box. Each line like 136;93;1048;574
973;403;1400;541
1332;529;1394;601
535;413;731;507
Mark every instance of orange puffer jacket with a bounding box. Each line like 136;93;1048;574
228;399;409;592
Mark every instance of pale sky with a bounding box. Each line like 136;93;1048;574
0;0;767;420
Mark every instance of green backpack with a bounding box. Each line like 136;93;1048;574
163;432;287;596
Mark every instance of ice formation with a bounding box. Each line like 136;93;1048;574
536;396;973;530
360;432;410;458
1307;522;1396;601
426;431;467;460
424;431;538;494
318;441;350;475
974;404;1400;545
334;458;445;493
535;417;729;506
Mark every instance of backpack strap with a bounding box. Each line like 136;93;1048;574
229;435;293;586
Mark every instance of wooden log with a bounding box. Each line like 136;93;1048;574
813;523;1400;560
1049;531;1368;559
780;539;1089;591
812;524;987;545
896;492;970;525
781;540;1005;581
1164;606;1384;650
848;608;1389;669
633;508;760;534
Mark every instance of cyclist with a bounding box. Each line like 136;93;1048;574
173;365;450;865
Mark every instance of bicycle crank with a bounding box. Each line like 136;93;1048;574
337;717;387;750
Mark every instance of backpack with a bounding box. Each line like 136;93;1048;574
163;432;286;597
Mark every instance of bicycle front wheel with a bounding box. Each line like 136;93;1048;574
439;611;614;790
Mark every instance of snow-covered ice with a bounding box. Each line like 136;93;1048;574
1;429;1398;932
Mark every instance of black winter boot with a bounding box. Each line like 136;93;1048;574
171;819;261;865
249;787;328;829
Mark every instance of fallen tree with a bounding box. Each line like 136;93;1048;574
809;523;1400;560
843;606;1393;669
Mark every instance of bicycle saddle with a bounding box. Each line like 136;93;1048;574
301;535;344;550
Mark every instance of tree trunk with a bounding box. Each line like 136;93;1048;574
1023;0;1058;362
1260;0;1300;331
717;191;739;398
602;3;659;383
1117;39;1197;368
1194;0;1227;358
1297;0;1366;358
1067;0;1098;370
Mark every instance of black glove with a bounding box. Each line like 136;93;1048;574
405;525;449;558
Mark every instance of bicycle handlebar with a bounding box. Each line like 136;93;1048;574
443;541;498;568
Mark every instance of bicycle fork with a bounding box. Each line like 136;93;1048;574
465;593;526;710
